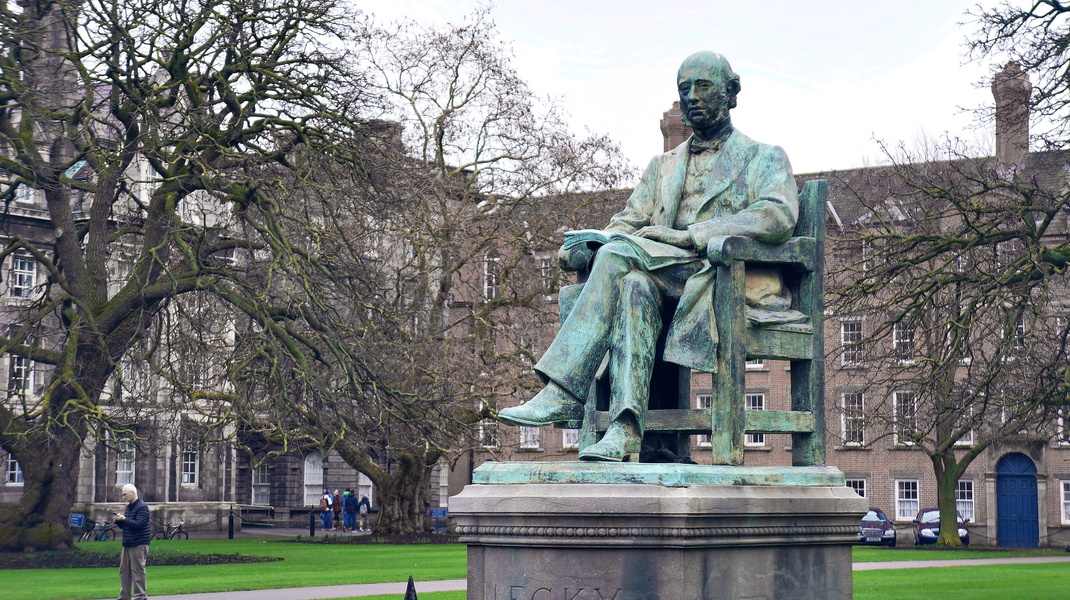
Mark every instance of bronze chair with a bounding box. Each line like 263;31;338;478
561;179;827;466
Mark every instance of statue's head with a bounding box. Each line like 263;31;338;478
677;51;740;133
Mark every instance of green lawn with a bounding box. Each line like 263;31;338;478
855;562;1070;600
2;539;467;600
3;539;1068;600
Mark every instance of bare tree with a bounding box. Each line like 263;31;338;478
0;0;376;549
826;134;1070;546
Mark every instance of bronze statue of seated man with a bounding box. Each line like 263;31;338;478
498;51;799;462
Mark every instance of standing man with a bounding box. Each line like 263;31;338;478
498;51;798;462
114;483;150;600
319;488;333;530
342;488;358;532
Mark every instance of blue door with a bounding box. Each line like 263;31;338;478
996;453;1039;547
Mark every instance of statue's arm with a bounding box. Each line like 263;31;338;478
559;157;661;272
686;145;799;250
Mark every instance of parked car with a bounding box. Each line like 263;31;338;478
858;508;896;547
913;508;970;546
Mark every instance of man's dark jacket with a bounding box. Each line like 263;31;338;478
117;498;151;547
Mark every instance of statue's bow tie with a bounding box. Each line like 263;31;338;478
689;138;725;154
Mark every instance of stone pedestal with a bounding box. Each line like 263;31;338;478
450;462;867;600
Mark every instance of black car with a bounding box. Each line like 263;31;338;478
858;508;896;547
913;508;970;546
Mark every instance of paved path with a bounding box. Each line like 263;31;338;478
130;555;1070;599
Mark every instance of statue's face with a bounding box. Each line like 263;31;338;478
678;60;730;134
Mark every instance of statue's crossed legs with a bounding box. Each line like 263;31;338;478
498;242;702;461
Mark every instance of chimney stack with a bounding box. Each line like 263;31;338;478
660;101;690;151
992;62;1032;168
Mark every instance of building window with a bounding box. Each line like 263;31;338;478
954;405;975;447
745;359;764;370
744;393;765;447
695;394;713;447
303;451;323;506
483;251;501;300
845;478;865;498
519;426;540;450
841;321;863;365
251;463;270;505
180;441;198;486
955;480;975;522
8;354;34;394
1062;481;1070;525
1058;410;1070;446
6;455;23;485
116;440;135;486
562;429;579;450
15;184;33;203
893;321;915;363
842;392;865;446
477;419;498;448
357;472;373;506
10;256;36;298
893;390;917;445
896;480;919;521
539;256;555;290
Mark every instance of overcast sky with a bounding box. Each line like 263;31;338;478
367;0;1011;176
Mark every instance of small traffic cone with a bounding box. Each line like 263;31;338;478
403;575;418;600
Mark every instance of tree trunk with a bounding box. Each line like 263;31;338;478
932;453;966;548
0;428;82;551
369;453;436;535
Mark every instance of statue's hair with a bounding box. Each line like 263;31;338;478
678;51;741;126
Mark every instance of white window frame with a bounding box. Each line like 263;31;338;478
8;354;34;395
539;256;555;290
15;183;33;204
6;455;23;485
745;359;765;370
1058;410;1070;446
10;255;36;298
842;392;865;446
116;440;135;486
695;394;713;447
561;428;579;450
1061;481;1070;525
954;405;975;447
893;321;916;364
483;252;500;300
841;321;863;365
845;478;865;498
895;480;919;521
303;451;323;506
893;390;918;446
180;441;198;486
251;463;271;505
955;480;975;522
357;472;373;507
518;426;540;450
744;393;766;446
477;419;498;449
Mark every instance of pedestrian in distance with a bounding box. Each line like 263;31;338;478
332;489;343;530
342;488;358;532
113;483;151;600
319;488;333;530
357;494;371;532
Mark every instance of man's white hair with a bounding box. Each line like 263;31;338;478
121;483;139;498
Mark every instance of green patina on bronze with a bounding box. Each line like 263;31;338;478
472;462;845;487
498;51;827;470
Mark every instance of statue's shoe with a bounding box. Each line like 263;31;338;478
498;383;584;427
579;420;641;462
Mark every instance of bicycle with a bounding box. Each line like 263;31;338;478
78;519;117;542
151;519;188;540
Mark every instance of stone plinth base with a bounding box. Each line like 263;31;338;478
450;462;867;600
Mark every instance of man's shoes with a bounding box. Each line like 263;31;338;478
579;418;641;462
498;382;584;427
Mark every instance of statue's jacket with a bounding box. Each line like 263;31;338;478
601;128;799;373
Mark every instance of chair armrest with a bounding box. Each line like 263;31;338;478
706;235;816;271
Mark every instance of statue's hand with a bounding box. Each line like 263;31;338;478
558;245;594;272
635;225;693;249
